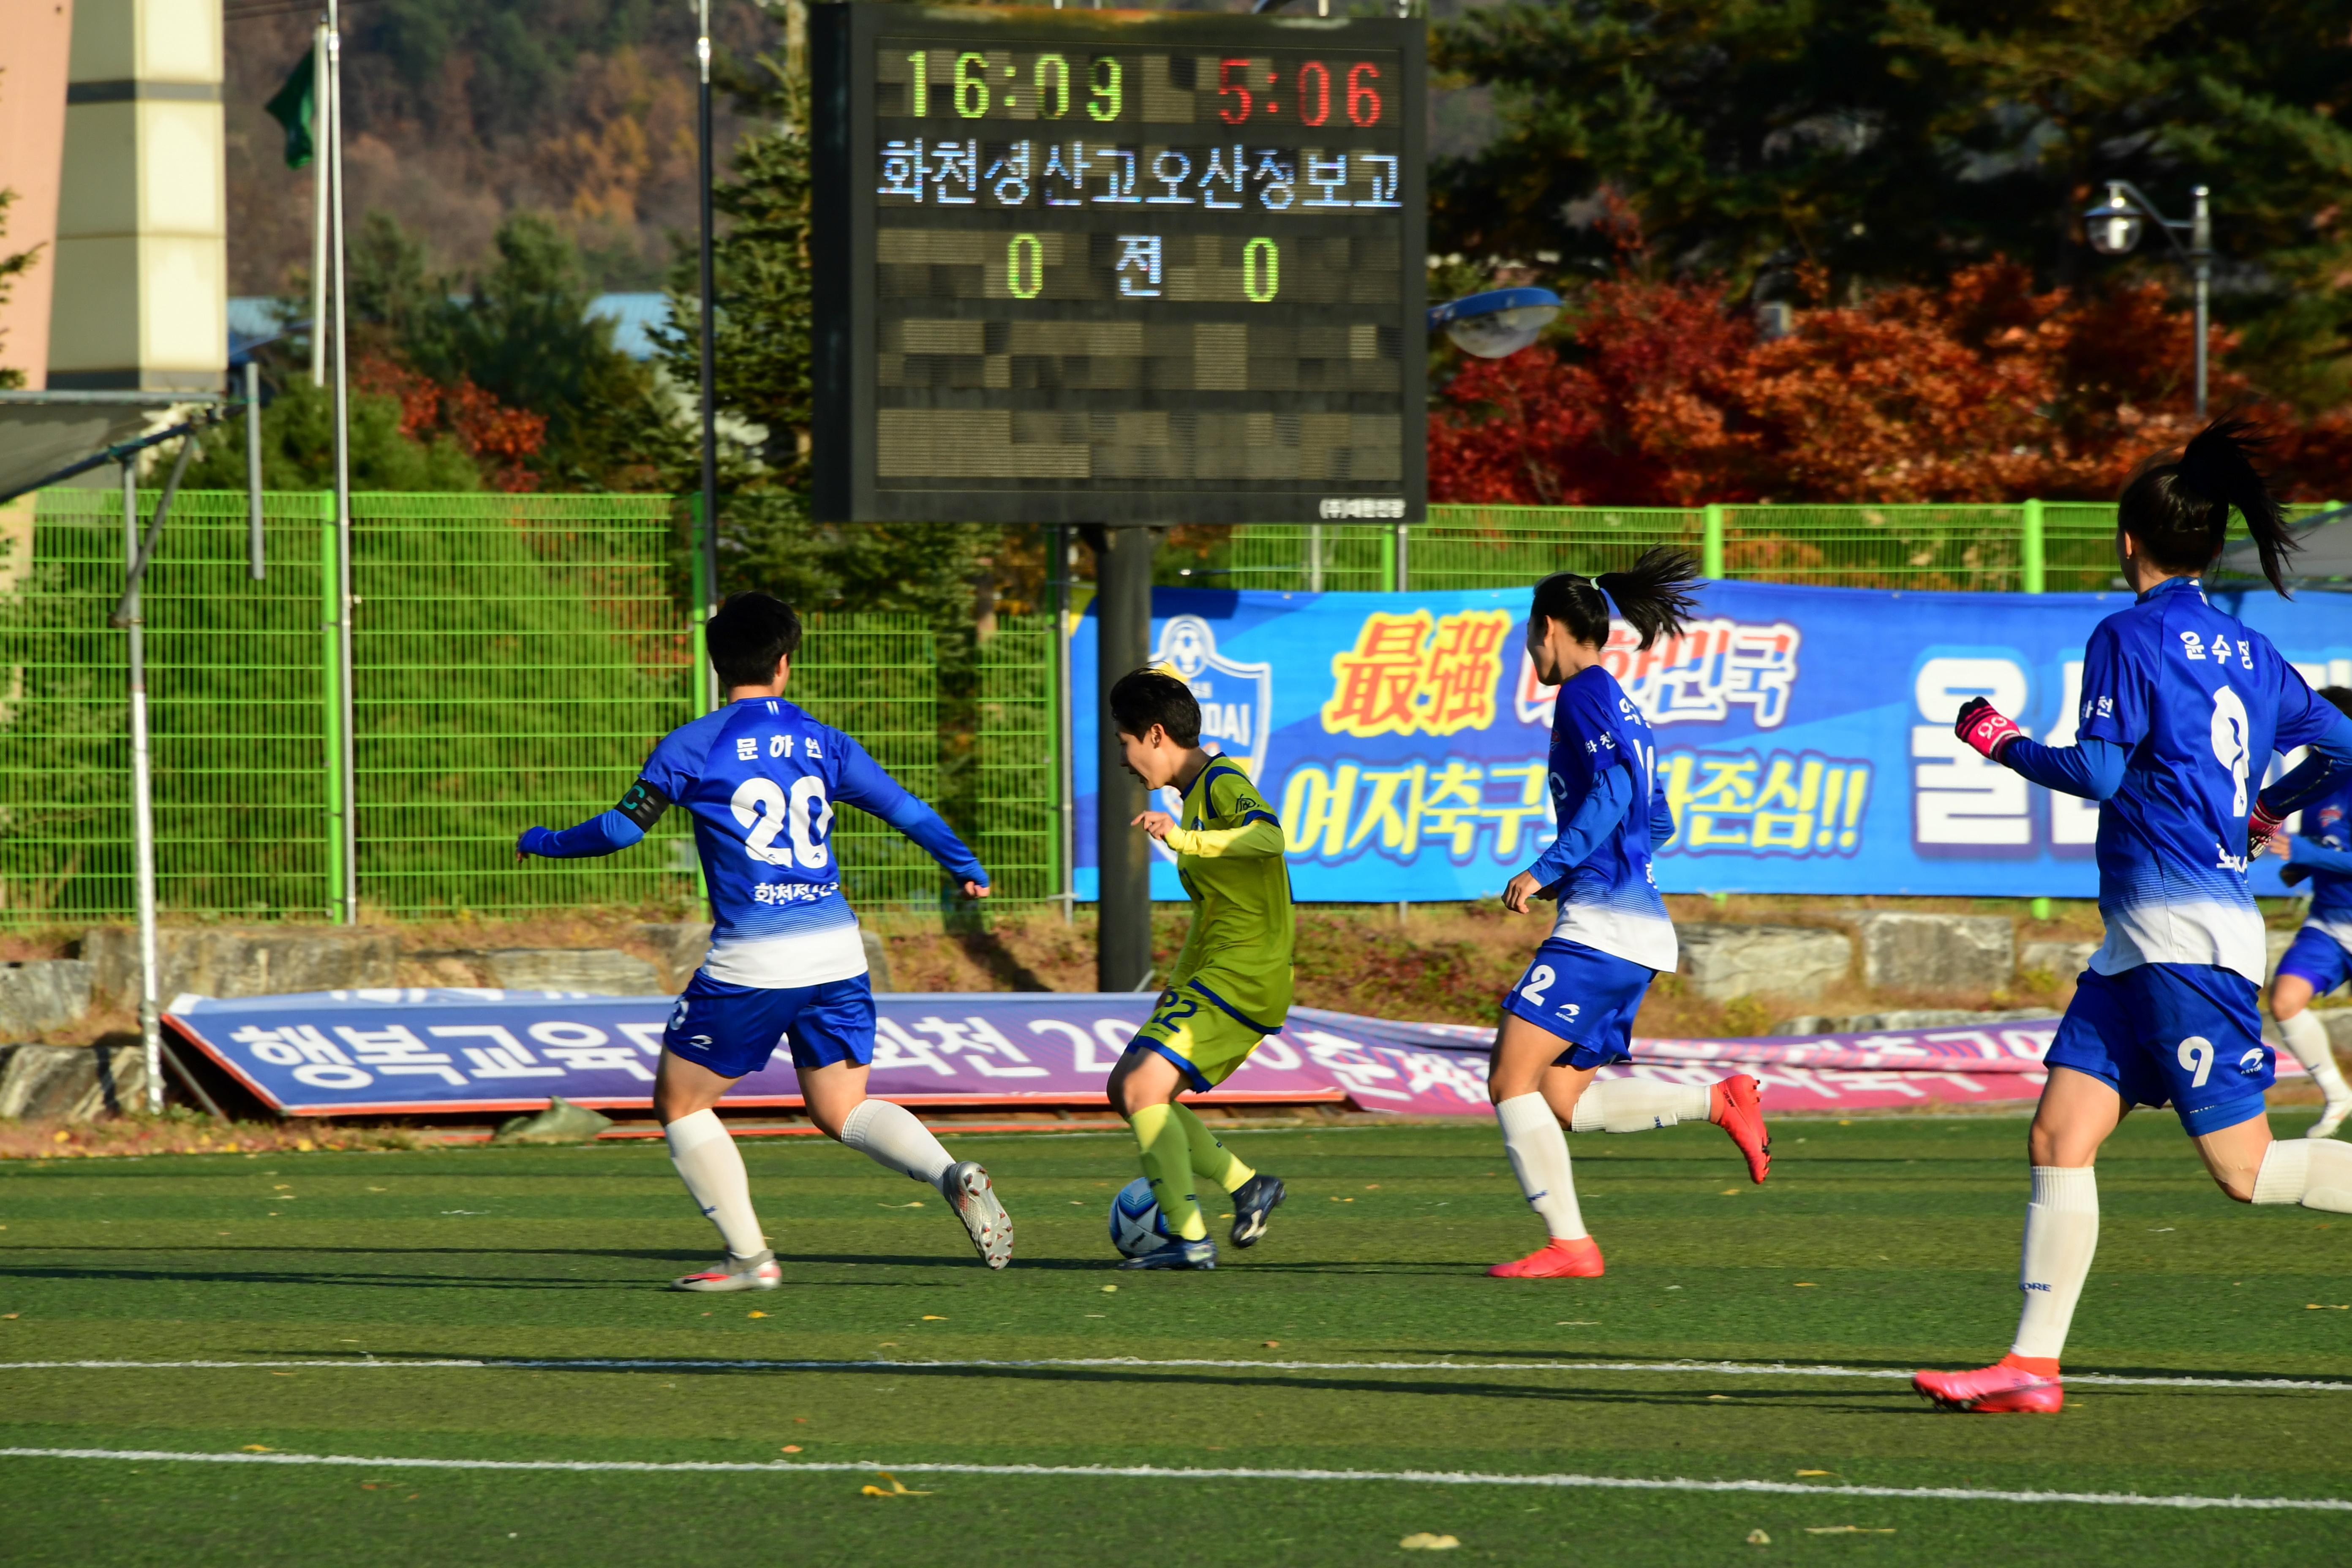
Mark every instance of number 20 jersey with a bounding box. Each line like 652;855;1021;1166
637;696;975;989
2075;576;2337;983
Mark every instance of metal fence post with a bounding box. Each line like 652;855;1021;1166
1702;503;1726;578
1396;520;1409;592
2021;498;2045;594
1379;524;1396;591
319;490;345;921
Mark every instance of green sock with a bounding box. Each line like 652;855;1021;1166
1171;1102;1255;1195
1129;1103;1209;1241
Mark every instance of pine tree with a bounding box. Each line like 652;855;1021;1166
657;44;988;626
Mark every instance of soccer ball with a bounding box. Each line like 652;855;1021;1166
1108;1177;1172;1258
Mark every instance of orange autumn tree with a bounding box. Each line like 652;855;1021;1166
1429;261;2352;506
354;351;547;493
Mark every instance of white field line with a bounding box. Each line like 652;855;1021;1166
1;1356;2349;1394
0;1446;2344;1512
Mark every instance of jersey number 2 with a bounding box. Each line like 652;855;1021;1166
732;776;832;869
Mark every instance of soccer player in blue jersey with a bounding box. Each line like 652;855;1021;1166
515;592;1012;1290
1918;423;2352;1413
1488;550;1772;1280
2271;687;2352;1138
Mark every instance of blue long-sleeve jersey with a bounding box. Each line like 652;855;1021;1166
1993;576;2352;984
2286;779;2352;929
1524;663;1677;973
519;696;985;988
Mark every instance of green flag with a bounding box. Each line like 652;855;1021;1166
265;48;315;170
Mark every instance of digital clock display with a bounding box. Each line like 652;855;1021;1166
812;4;1426;526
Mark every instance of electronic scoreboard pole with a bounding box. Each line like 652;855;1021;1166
812;4;1426;990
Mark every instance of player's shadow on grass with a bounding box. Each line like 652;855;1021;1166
336;1354;1892;1410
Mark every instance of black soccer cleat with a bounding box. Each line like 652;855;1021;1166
1228;1173;1285;1249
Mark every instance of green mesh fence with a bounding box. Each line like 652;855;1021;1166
1;493;972;924
789;614;943;909
3;489;332;923
348;494;698;917
975;614;1059;904
1416;505;1704;589
11;486;2330;926
1718;503;2029;590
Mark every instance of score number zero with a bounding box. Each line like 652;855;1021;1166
1004;233;1280;302
904;52;1385;127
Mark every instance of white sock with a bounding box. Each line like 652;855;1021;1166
841;1097;957;1192
1569;1079;1715;1134
1496;1092;1587;1241
664;1108;765;1258
2251;1137;2352;1212
2009;1166;2099;1362
2278;1010;2352;1108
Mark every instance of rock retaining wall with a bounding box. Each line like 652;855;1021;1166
81;927;399;1011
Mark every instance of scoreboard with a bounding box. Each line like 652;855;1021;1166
811;4;1425;525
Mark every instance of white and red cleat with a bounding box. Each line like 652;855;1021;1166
672;1248;782;1293
1487;1235;1605;1279
1712;1074;1771;1184
1912;1359;2064;1413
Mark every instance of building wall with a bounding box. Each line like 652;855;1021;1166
0;0;76;389
47;0;225;392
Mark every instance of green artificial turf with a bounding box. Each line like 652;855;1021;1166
3;1113;2350;1565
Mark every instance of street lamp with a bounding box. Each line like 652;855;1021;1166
2081;180;2213;416
1428;286;1563;359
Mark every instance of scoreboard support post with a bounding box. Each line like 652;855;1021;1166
1090;522;1156;993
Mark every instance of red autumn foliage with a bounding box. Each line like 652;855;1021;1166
1429;261;2352;506
354;351;547;493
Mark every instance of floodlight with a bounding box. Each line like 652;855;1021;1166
1428;287;1563;359
2083;184;2143;256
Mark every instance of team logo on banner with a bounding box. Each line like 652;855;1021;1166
1157;614;1274;781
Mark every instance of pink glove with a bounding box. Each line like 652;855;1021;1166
1955;697;2023;762
2249;799;2287;860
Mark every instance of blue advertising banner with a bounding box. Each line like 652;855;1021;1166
1070;582;2352;899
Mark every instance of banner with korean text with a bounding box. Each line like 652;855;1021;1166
166;988;2229;1119
1069;582;2352;898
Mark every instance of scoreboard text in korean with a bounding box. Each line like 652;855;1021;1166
812;6;1427;524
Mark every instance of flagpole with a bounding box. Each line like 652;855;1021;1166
696;0;720;703
309;22;327;388
326;0;357;923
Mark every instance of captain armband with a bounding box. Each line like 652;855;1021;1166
615;778;672;830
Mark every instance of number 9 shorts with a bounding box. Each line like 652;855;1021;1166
2045;962;2271;1135
1500;937;1658;1071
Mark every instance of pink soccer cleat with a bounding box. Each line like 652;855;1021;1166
1912;1360;2064;1414
1488;1235;1605;1278
1712;1074;1771;1184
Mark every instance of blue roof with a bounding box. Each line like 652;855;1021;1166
225;292;673;363
586;293;671;361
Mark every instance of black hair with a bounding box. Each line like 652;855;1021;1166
2323;686;2352;721
1529;546;1702;652
705;591;803;688
1108;667;1201;746
2117;419;2300;594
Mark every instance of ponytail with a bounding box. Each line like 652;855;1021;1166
2118;419;2299;595
1529;546;1701;652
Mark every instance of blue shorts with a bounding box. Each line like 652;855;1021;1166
2276;926;2352;997
1499;938;1655;1070
2045;963;2271;1135
662;970;875;1080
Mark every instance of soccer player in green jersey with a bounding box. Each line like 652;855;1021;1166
1104;668;1291;1271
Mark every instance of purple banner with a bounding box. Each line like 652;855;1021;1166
166;989;1341;1119
148;988;2249;1122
